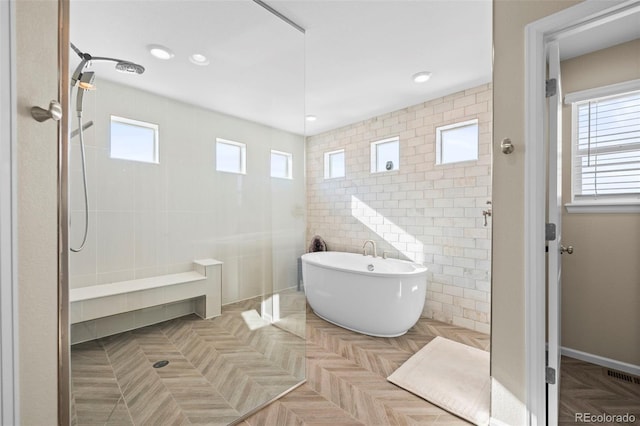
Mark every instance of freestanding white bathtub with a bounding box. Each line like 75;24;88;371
301;251;428;337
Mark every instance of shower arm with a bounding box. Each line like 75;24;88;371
71;55;132;86
70;43;133;87
91;55;134;63
70;42;90;87
70;42;83;58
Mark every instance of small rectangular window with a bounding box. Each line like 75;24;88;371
572;90;640;201
271;150;293;179
216;138;246;174
436;119;479;165
110;116;159;163
324;149;345;179
371;136;399;173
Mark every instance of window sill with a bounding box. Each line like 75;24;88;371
565;202;640;214
435;159;478;167
216;170;246;175
370;169;399;174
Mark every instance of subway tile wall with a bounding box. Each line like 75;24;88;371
306;83;492;334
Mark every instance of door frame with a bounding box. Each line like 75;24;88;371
0;0;19;423
58;0;71;424
523;1;640;425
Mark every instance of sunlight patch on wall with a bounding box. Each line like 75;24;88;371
241;292;284;330
351;195;424;264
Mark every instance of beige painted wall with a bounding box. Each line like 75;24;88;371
560;39;640;366
492;1;580;424
16;0;59;423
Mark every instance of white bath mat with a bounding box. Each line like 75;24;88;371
387;336;490;426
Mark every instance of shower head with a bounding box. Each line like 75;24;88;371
91;56;146;75
70;43;145;86
115;61;145;75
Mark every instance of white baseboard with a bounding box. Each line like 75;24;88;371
562;346;640;376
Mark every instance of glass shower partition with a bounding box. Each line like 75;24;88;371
67;1;306;424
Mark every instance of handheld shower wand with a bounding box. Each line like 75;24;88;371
76;71;95;113
69;71;95;253
69;43;144;253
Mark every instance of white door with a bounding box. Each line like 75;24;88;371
546;40;562;426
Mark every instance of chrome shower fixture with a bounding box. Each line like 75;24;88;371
69;43;144;253
78;70;95;90
76;72;95;113
115;61;145;74
70;42;145;87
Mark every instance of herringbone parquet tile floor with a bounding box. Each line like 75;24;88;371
71;292;491;426
71;295;306;426
559;356;640;426
243;309;490;426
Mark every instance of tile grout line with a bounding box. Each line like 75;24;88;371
157;318;241;419
98;337;138;426
103;327;194;425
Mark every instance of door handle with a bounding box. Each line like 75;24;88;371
31;100;62;122
560;245;573;254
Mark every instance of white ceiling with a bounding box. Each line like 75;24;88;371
274;0;493;135
70;0;492;136
69;1;640;136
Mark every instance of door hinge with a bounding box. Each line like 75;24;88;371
546;223;556;241
546;78;557;98
546;366;556;384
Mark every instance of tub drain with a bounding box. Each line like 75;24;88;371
153;360;169;369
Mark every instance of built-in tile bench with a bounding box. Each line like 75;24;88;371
70;259;222;326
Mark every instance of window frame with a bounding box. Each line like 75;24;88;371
215;138;247;175
323;148;345;180
370;136;400;173
270;149;293;180
435;119;479;165
565;79;640;213
109;115;159;164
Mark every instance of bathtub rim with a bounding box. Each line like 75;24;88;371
301;251;428;278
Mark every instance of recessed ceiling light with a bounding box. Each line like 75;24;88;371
148;44;174;60
306;115;317;122
189;53;210;66
412;71;432;83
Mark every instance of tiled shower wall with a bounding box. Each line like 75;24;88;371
70;79;306;304
306;83;492;334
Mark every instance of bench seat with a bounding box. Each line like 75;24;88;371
70;259;222;325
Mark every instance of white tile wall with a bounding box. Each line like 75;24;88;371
69;79;306;306
306;83;492;334
70;301;194;345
